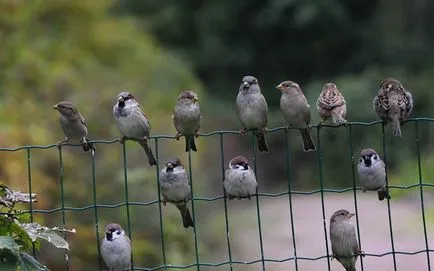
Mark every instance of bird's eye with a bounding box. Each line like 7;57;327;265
116;231;121;235
373;155;378;160
359;158;363;163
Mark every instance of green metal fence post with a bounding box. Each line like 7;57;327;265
415;121;431;270
251;132;266;271
284;128;298;270
347;124;364;271
220;133;234;271
57;146;70;271
316;125;331;270
121;142;134;269
381;123;397;270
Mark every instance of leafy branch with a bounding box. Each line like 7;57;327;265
0;184;75;270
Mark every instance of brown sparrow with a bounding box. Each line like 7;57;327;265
173;90;201;152
277;80;316;151
317;83;347;125
236;75;269;152
373;78;413;137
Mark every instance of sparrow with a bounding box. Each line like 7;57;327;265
173;90;201;152
159;157;194;228
113;91;157;166
236;75;269;152
223;156;257;199
373;78;413;137
276;80;316;152
317;83;348;125
330;209;361;271
101;223;131;271
357;148;390;201
53;101;94;152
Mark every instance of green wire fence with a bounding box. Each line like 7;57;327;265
1;118;433;270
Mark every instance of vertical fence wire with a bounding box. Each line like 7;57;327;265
381;123;397;270
122;142;134;269
90;150;101;270
26;148;36;256
415;122;431;270
284;129;298;270
154;138;168;271
251;132;266;271
220;133;234;271
187;146;201;271
57;147;70;271
316;126;331;270
347;125;364;271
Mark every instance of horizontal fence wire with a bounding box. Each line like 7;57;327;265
0;118;433;270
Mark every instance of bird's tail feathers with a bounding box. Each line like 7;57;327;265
378;187;391;201
139;140;157;166
256;132;269;152
176;204;194;228
185;135;197;152
299;129;316;152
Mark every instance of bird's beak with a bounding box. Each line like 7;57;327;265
348;213;355;218
243;81;250;88
192;96;199;103
118;96;124;102
276;83;283;91
52;104;58;110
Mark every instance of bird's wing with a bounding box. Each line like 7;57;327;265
79;113;87;128
137;105;151;129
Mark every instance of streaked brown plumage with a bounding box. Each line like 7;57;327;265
317;83;347;125
373;78;413;137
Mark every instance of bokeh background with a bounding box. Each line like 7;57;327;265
0;0;433;270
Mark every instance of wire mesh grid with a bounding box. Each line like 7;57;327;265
0;118;433;270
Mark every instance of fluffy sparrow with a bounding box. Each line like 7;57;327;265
159;157;194;228
173;90;201;152
236;75;269;152
113;91;157;166
53;101;94;152
357;148;390;201
101;223;131;271
276;81;316;152
317;83;347;125
373;78;413;137
330;209;360;271
223;156;257;199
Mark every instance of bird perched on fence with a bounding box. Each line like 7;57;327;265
159;157;194;228
53;101;95;152
276;80;316;152
330;209;361;271
224;156;257;199
101;223;131;271
373;78;413;137
113;91;157;166
357;148;390;201
317;83;347;125
173;90;201;152
236;75;269;152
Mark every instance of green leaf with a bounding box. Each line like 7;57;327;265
0;236;20;255
18;253;48;271
0;236;20;270
20;223;70;250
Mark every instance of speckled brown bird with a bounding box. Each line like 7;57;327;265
317;83;347;125
373;78;413;137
